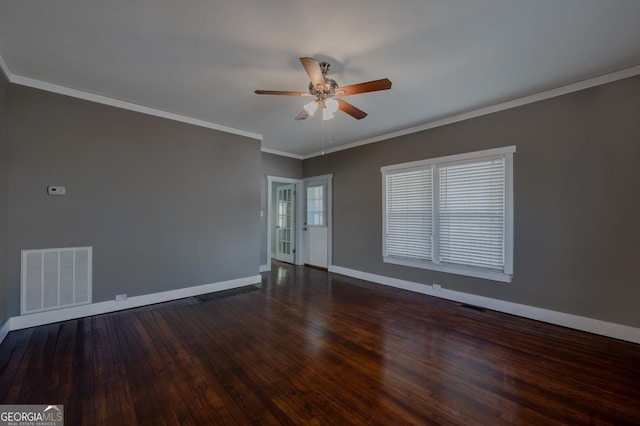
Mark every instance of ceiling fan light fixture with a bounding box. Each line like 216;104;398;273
303;100;318;116
324;98;339;114
322;109;335;121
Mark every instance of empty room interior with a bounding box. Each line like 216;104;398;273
1;1;639;424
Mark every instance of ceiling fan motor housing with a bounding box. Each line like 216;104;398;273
319;61;331;75
309;78;339;97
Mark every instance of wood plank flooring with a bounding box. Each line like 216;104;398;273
1;262;639;425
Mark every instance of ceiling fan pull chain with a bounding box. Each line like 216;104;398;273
321;118;326;155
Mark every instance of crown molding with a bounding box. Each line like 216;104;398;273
11;75;263;140
1;51;295;159
0;53;11;81
3;48;638;158
0;51;263;141
260;147;303;160
303;64;640;159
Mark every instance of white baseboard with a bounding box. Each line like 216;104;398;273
9;274;262;331
260;264;271;272
0;319;9;345
329;265;640;345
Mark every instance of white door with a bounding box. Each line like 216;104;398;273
275;184;295;263
304;181;328;268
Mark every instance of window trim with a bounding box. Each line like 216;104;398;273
305;183;327;228
381;146;515;283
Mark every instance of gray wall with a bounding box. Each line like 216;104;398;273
0;69;8;325
304;75;640;328
6;85;261;317
260;152;302;265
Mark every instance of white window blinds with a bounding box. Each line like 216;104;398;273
385;168;432;261
381;146;514;282
439;157;505;270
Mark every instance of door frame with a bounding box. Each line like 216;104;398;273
266;174;333;271
266;176;304;268
275;183;296;263
303;174;333;268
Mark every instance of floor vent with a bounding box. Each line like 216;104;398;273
21;247;92;315
460;303;487;312
195;285;260;303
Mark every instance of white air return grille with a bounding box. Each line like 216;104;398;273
21;247;92;315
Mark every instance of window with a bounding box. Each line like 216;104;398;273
306;184;325;226
381;146;515;282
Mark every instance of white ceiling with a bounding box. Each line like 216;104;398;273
1;1;640;157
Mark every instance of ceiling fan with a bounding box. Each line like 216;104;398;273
255;57;392;121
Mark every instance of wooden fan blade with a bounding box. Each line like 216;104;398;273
254;90;311;96
300;57;327;90
336;78;392;97
336;99;368;120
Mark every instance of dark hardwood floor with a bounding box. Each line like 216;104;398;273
1;262;639;425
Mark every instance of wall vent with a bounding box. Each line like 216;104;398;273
21;247;92;315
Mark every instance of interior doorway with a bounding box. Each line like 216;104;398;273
267;176;303;268
303;175;332;269
275;184;295;263
266;174;332;271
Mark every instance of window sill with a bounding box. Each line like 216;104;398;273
383;256;512;283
